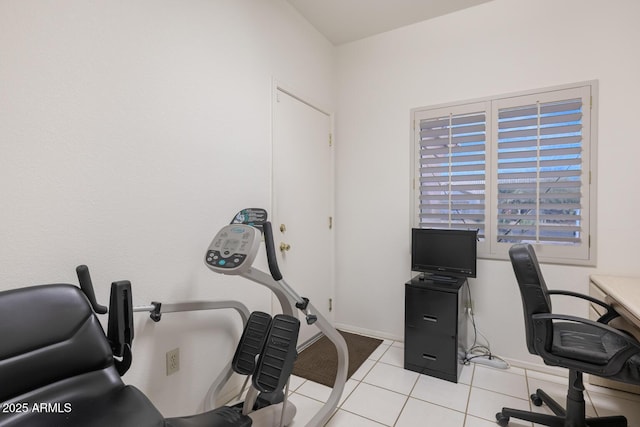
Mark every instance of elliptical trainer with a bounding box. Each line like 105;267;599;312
204;208;349;427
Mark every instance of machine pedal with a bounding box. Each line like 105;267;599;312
232;311;272;376
252;314;300;393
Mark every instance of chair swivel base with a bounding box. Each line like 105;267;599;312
496;387;627;427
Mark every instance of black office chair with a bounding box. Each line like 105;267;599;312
496;243;640;427
0;283;252;427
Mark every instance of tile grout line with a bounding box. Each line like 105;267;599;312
315;341;392;425
391;344;419;427
461;363;475;427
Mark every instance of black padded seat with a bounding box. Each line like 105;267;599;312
552;322;631;365
0;284;250;427
552;322;640;383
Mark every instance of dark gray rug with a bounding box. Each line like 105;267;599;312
292;330;383;387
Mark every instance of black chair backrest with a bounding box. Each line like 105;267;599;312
0;284;121;403
508;244;553;355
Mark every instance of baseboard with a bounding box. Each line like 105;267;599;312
501;357;568;377
333;323;403;342
296;331;323;352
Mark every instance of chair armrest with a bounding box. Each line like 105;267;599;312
548;290;620;324
531;313;640;377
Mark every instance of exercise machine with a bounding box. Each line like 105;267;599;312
0;208;348;427
201;208;349;426
137;208;348;426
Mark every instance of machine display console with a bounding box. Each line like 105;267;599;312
205;224;261;275
231;208;267;227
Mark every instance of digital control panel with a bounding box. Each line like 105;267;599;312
205;224;261;275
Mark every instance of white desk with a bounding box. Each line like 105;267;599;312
589;275;640;393
590;275;640;331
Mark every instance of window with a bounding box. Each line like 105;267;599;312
412;82;596;265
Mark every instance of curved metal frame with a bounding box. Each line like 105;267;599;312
134;270;349;427
243;269;348;427
133;301;250;410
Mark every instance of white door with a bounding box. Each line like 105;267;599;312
272;87;334;346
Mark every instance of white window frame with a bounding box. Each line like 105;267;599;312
411;81;597;266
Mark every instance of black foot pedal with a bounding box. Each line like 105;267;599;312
253;314;300;393
232;311;272;375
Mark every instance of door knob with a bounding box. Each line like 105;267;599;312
280;242;291;252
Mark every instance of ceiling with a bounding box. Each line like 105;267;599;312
286;0;493;45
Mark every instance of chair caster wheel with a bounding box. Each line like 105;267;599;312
496;412;509;426
530;393;543;407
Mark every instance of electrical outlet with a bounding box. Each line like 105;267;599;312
166;348;180;375
466;301;474;315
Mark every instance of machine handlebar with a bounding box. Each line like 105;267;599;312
262;222;283;281
76;265;108;314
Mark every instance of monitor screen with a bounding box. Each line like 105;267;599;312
411;228;477;278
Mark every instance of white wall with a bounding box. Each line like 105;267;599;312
5;0;640;412
334;0;640;366
0;0;334;416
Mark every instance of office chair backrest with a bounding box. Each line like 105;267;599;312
508;244;553;355
0;284;120;403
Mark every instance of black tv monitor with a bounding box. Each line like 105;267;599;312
411;228;478;279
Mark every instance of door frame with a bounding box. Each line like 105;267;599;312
270;79;336;328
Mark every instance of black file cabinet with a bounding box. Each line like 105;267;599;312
404;276;468;383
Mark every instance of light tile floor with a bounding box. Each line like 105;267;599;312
285;339;640;426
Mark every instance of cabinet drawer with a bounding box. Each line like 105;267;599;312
405;287;457;334
405;328;456;373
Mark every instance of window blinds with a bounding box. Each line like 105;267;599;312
413;83;593;263
418;110;486;238
496;99;583;245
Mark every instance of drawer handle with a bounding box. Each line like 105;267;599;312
423;315;438;323
422;353;437;361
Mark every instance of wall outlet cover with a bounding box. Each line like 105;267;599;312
166;348;180;375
